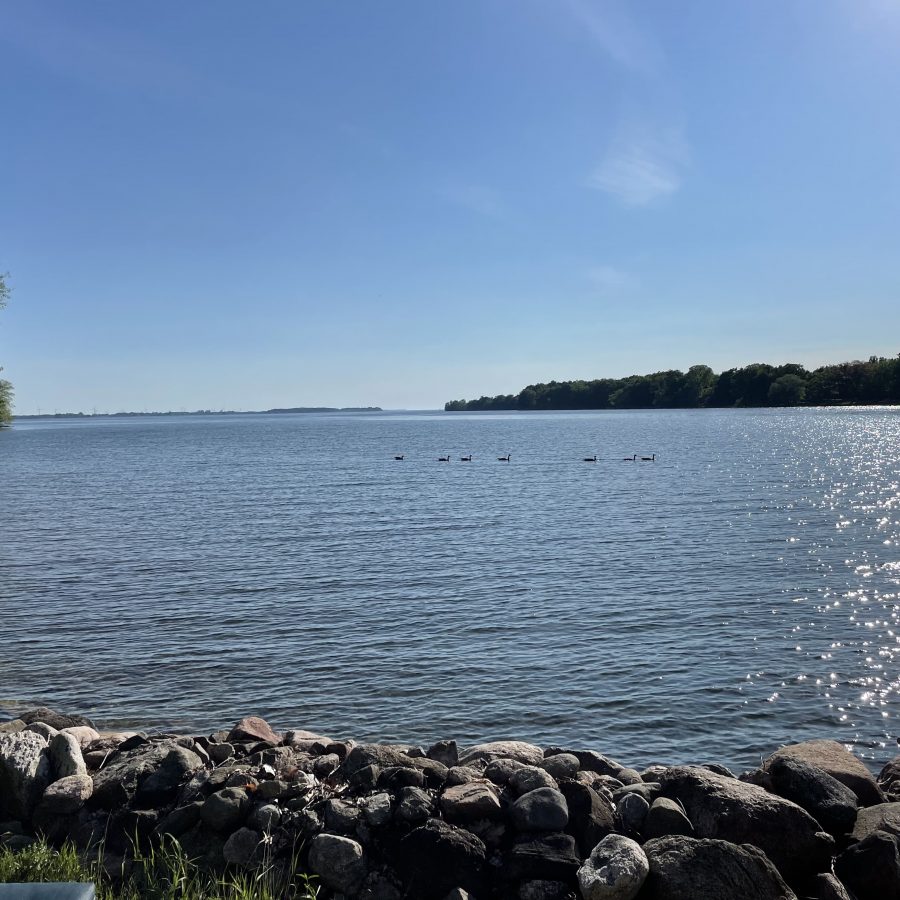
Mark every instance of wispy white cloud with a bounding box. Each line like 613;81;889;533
560;0;661;74
588;126;688;207
439;183;506;220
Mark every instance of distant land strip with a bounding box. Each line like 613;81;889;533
14;407;382;420
445;354;900;411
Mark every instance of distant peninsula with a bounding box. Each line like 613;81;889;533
445;354;900;411
14;406;382;420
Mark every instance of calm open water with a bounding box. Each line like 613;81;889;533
2;408;899;771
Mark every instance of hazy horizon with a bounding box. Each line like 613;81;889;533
2;1;900;414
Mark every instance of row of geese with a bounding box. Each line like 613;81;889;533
392;453;657;462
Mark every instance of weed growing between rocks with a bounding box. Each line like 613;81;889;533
0;835;320;899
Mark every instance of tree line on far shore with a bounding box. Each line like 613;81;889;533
0;273;11;425
445;355;900;411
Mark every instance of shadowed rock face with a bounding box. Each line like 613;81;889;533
396;818;487;900
657;766;833;887
641;836;798;900
765;756;858;837
764;740;885;807
835;830;900;900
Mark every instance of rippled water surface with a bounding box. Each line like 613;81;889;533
2;409;900;771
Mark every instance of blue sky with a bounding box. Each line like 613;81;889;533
1;0;899;412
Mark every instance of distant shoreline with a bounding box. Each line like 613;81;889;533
13;406;383;420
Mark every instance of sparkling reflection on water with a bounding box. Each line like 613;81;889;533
1;408;899;772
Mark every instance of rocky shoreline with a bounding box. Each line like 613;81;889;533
2;709;900;899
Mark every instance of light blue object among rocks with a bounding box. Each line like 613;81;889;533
0;886;95;899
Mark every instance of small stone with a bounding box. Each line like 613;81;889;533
541;753;580;780
519;880;576;900
617;792;649;834
61;726;100;749
395;786;433;825
577;834;648;900
427;740;459;768
349;764;381;793
208;742;235;764
49;731;87;779
313;753;341;777
38;774;93;814
508;832;581;882
247;803;281;832
308;833;367;894
155;802;203;837
643;797;694;840
512;766;559;796
813;873;853;900
257;779;287;801
612;783;659;803
446;766;483;786
227;716;282;746
200;787;249;832
379;766;425;790
484;757;526;784
511;787;569;832
362;792;393;827
24;723;58;741
0;720;26;735
223;827;262;868
324;799;361;833
225;772;258;789
441;780;503;822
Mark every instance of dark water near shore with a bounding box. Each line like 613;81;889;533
2;408;899;771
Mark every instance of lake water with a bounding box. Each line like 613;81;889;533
2;408;899;772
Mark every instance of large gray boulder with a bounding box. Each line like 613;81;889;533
764;740;884;807
342;744;420;776
765;756;858;837
223;827;263;868
657;766;832;886
134;746;203;807
0;731;51;819
507;832;581;883
49;732;87;779
643;797;694;840
309;834;366;894
641;835;797;900
834;829;900;900
511;788;569;832
558;780;615;857
577;834;648;900
397;819;487;899
851;802;900;842
38;773;94;815
440;781;502;822
19;708;95;731
227;716;282;745
90;739;194;809
458;741;545;767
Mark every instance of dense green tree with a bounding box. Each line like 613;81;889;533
443;354;900;412
768;373;807;406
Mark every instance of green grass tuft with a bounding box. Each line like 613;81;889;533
0;837;319;899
